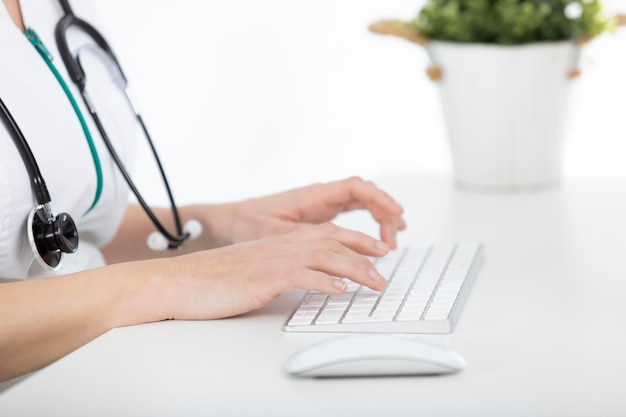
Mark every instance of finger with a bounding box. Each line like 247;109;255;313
379;216;408;249
345;177;404;216
320;177;404;216
292;240;388;292
290;269;350;295
380;219;398;249
287;223;390;258
398;216;407;231
334;178;407;244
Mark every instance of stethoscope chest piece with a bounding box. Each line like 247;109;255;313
27;205;79;270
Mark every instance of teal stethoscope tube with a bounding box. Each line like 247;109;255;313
24;28;103;214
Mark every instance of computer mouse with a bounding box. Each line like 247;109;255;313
285;335;466;378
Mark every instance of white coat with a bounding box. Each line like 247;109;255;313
0;0;136;279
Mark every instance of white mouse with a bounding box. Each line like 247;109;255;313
285;335;466;378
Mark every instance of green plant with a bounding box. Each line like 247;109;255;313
410;0;615;45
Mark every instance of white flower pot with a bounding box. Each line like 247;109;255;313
427;41;581;191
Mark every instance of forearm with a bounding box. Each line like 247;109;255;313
0;260;168;382
102;203;238;264
0;219;393;382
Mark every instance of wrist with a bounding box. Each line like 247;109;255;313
104;259;175;327
180;203;239;250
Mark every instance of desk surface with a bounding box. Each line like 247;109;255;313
1;173;625;417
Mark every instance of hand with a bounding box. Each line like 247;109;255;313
0;222;390;382
153;223;390;321
211;176;406;249
102;177;404;264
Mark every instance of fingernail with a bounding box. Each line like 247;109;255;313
376;240;389;252
333;279;347;290
369;269;384;281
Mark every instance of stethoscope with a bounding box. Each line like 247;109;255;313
1;96;79;270
1;0;202;270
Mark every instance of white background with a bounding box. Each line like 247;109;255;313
93;0;626;206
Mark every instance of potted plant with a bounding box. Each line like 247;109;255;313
370;0;618;191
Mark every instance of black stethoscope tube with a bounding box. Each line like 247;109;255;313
0;97;51;206
87;97;188;245
1;96;79;270
55;0;126;92
55;0;190;249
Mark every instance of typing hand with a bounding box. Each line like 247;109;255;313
152;223;390;321
220;176;406;249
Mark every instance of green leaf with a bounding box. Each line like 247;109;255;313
410;0;615;45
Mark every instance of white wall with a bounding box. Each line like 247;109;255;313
93;0;626;205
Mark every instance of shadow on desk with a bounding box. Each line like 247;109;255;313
0;374;32;395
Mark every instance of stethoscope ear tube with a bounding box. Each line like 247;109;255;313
55;3;127;92
55;0;199;251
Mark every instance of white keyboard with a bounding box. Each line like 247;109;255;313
283;242;483;334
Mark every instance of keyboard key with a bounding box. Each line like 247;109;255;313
315;309;345;325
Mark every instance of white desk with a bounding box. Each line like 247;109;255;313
1;173;625;417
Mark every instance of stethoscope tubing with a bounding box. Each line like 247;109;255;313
86;93;188;245
55;0;190;248
0;97;52;209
